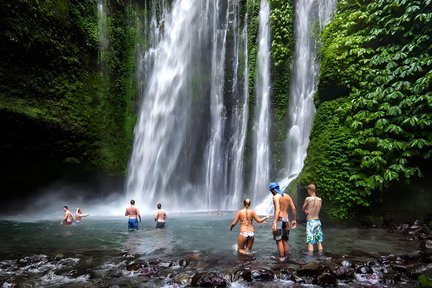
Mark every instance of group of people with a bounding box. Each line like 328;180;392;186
230;182;323;259
61;206;89;225
62;183;323;258
124;200;167;231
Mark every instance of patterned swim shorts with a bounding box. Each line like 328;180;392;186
306;219;323;244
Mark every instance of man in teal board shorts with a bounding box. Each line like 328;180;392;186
302;183;324;252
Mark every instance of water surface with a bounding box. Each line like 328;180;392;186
0;213;419;287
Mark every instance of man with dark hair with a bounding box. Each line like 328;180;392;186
125;200;141;231
269;182;297;260
154;203;167;228
61;205;73;225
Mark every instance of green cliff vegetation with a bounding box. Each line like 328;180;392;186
269;0;294;170
0;0;138;194
299;0;432;220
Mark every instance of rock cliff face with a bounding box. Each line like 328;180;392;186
0;0;138;199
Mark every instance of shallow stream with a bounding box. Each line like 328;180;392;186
0;212;421;287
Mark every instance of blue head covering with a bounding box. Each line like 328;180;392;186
269;182;284;195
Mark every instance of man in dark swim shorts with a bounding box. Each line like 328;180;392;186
154;203;167;228
269;182;297;260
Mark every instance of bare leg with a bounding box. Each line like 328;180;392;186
237;234;247;255
282;240;289;256
317;242;323;251
245;237;254;254
276;240;285;257
307;243;314;252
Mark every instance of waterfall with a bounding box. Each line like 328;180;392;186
203;0;228;208
225;10;250;209
256;0;337;214
97;0;109;64
250;0;271;204
127;0;248;212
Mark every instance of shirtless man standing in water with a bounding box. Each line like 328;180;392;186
125;200;141;231
269;182;297;260
61;206;73;225
154;203;167;229
302;183;323;252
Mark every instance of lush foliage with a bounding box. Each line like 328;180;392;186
269;0;294;169
0;0;138;176
302;0;432;220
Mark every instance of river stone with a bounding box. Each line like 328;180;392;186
179;259;191;267
426;240;432;249
127;262;143;271
172;272;193;286
331;265;355;279
249;268;275;281
407;263;432;277
297;261;321;276
356;264;373;274
191;271;227;287
317;272;337;286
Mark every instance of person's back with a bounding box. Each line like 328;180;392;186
302;183;324;252
126;205;139;217
230;199;269;255
304;195;322;220
154;203;167;228
125;200;141;231
279;194;290;220
238;208;257;232
74;208;89;223
61;206;73;225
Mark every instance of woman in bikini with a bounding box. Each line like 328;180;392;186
230;199;270;255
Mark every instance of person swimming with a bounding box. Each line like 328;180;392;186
74;208;90;224
61;206;73;225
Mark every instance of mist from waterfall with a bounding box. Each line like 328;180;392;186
249;0;271;204
126;0;249;212
256;0;337;214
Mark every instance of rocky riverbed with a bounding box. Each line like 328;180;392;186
1;222;432;287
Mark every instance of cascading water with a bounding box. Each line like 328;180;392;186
97;0;109;64
225;10;250;209
203;1;229;208
127;0;249;212
256;0;337;214
249;0;271;203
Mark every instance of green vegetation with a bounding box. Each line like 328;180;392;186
269;0;294;170
0;0;138;177
3;0;430;221
299;0;432;220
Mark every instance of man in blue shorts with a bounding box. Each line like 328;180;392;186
125;199;141;231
